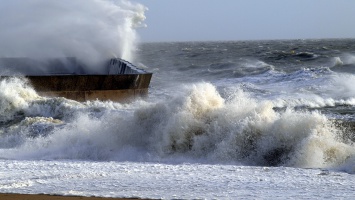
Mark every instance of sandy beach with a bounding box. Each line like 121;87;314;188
0;193;144;200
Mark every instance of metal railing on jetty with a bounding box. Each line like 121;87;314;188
0;57;147;75
108;58;146;74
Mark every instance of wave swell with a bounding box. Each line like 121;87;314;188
0;81;354;172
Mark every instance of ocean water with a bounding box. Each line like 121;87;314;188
1;39;355;199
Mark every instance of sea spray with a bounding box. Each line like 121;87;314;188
2;38;355;198
0;77;40;123
0;0;146;73
0;81;354;169
335;54;355;66
138;83;355;167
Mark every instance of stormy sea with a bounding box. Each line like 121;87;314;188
0;39;354;199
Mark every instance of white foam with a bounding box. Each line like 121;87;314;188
333;57;344;66
0;160;354;199
343;54;355;65
0;77;41;122
225;66;355;109
2;82;354;169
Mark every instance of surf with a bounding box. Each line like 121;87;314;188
0;81;354;172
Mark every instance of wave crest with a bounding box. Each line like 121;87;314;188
1;82;354;170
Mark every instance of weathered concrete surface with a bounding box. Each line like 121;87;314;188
27;73;152;102
0;58;152;102
27;74;152;91
37;88;148;102
0;73;151;102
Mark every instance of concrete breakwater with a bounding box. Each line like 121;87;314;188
27;73;152;102
0;58;152;102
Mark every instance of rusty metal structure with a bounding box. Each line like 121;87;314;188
0;58;152;102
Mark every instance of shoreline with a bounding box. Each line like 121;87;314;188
0;193;146;200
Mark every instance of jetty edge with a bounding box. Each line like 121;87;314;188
0;58;152;102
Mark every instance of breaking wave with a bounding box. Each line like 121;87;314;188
221;66;355;111
331;54;355;75
0;80;354;172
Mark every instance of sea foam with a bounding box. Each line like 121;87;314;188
1;81;354;170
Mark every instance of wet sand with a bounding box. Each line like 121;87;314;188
0;193;145;200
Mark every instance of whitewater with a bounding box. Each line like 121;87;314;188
1;0;355;199
1;40;355;199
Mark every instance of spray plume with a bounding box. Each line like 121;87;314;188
0;0;146;73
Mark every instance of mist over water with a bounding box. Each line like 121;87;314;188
0;0;146;73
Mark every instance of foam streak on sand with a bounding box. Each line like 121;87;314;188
0;161;355;199
0;193;141;200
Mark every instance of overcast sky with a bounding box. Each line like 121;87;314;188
134;0;355;42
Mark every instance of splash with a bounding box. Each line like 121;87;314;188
137;84;355;168
0;77;41;123
332;54;355;70
1;82;354;170
339;54;355;66
333;57;344;66
0;0;146;73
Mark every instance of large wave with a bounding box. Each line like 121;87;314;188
0;79;354;173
